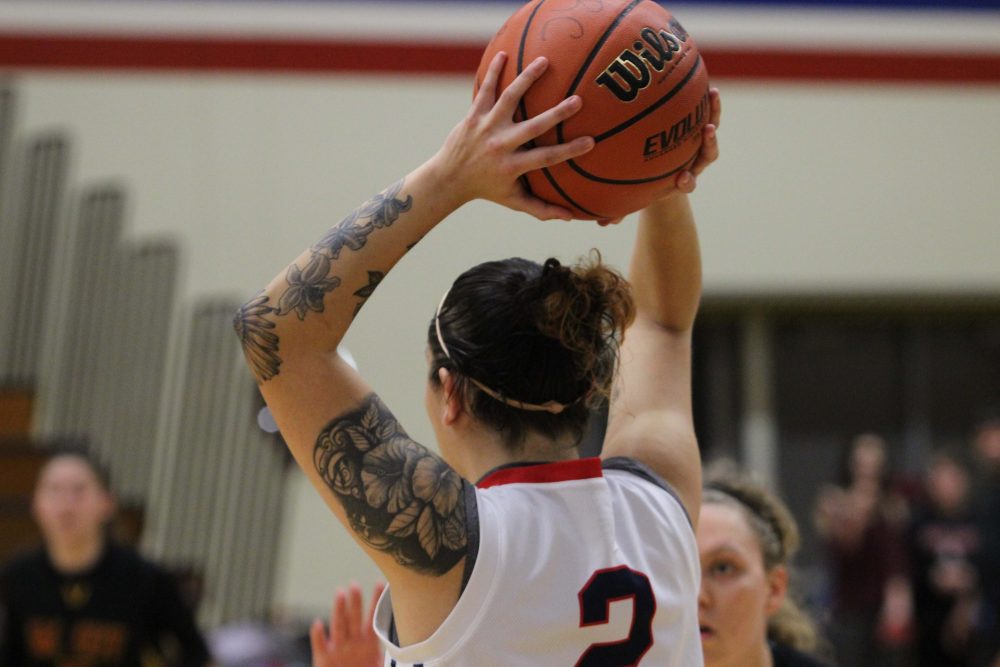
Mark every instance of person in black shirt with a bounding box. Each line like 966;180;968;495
970;413;1000;667
0;449;211;666
698;472;833;667
907;448;982;667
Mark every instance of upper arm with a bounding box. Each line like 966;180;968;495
601;315;701;523
254;347;470;583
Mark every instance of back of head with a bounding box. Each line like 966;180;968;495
428;252;634;449
703;472;819;655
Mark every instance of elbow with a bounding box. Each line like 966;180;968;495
233;294;282;383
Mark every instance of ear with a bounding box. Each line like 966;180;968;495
437;368;464;426
765;564;789;617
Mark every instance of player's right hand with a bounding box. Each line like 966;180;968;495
427;51;595;222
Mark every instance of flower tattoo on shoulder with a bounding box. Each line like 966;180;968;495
314;394;468;574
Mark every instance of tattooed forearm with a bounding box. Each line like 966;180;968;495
276;253;342;320
313;394;467;575
313;180;413;260
234;180;415;383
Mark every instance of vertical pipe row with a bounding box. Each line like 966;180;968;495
147;300;287;624
167;307;213;564
203;340;249;623
0;86;17;377
120;242;179;497
51;190;123;438
6;137;67;383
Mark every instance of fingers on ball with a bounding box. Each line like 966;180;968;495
513;95;583;145
474;51;507;112
495;56;549;117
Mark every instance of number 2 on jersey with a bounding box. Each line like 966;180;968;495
576;565;656;666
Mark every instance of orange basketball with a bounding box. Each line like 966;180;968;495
475;0;710;220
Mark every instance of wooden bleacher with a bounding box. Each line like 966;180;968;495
0;387;43;563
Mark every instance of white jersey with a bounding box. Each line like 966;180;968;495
374;457;702;666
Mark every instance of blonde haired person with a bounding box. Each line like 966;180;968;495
698;473;832;667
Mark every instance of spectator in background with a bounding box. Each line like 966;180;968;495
815;433;912;667
0;448;211;666
970;409;1000;667
698;472;832;667
908;447;983;667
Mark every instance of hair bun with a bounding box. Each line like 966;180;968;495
538;258;572;293
534;251;635;407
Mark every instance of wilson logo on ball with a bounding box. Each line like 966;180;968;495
595;20;689;103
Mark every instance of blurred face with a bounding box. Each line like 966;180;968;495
975;424;1000;468
697;503;785;667
850;436;886;482
927;458;969;514
32;456;114;548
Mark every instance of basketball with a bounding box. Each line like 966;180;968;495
475;0;710;220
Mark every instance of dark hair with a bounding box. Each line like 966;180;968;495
703;473;820;654
43;445;113;491
428;252;634;449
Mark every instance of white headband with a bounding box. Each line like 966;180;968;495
434;288;571;415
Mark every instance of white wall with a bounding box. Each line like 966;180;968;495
11;71;1000;616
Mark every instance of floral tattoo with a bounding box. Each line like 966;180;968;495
352;271;384;317
233;180;412;382
314;394;467;573
277;253;341;320
313;181;413;260
233;294;281;382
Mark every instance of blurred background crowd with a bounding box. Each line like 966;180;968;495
1;0;999;665
812;418;1000;667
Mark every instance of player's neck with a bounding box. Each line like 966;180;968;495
460;431;579;484
743;641;774;667
715;641;774;667
47;534;106;575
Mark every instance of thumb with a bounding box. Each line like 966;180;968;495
310;619;329;665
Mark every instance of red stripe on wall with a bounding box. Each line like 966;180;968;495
2;33;1000;83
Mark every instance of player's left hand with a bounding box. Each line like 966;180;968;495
674;86;722;195
597;86;722;227
310;582;386;667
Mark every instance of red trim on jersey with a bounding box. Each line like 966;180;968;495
476;457;603;489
